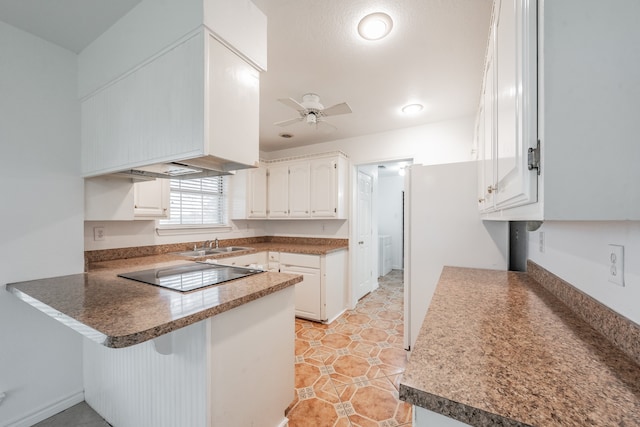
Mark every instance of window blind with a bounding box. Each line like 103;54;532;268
160;177;228;226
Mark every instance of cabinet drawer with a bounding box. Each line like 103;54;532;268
280;253;320;269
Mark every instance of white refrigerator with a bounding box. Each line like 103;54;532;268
403;161;508;350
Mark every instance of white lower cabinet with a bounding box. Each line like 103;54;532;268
278;250;347;323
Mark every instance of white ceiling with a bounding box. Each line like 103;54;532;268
0;0;492;153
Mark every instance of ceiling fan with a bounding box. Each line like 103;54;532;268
274;93;352;131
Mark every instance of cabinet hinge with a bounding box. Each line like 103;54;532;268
528;140;541;175
334;208;337;213
334;163;337;169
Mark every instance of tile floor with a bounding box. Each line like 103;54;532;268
287;270;412;427
34;270;410;427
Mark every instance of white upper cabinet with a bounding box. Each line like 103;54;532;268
480;0;640;220
133;179;170;219
246;165;268;218
267;164;290;218
310;156;348;218
477;0;537;214
261;153;348;220
79;0;265;178
288;162;311;218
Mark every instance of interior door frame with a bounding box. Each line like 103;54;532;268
349;158;413;309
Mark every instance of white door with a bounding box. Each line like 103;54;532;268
355;171;373;300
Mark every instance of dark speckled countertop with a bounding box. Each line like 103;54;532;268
399;266;640;427
6;255;302;348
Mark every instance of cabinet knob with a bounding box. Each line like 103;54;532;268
306;211;309;214
487;185;496;194
478;198;485;203
358;241;364;245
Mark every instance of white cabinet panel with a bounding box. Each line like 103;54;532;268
82;33;205;176
134;179;169;219
247;165;267;218
476;0;537;213
282;265;322;321
267;164;289;218
288;162;311;218
310;158;337;217
207;34;259;168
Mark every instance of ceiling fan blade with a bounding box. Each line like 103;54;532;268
321;102;352;117
317;120;337;133
274;117;303;127
278;98;307;112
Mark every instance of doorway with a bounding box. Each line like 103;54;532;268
351;159;411;307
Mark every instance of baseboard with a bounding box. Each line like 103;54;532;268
4;390;84;427
276;417;289;427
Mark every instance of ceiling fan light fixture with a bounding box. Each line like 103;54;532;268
358;12;393;40
402;103;424;114
306;112;318;125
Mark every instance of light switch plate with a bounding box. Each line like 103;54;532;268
608;244;624;286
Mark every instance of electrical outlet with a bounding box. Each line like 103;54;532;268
93;226;105;241
539;231;545;253
608;244;625;286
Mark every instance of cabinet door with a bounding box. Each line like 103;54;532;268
281;265;322;321
247;165;267;218
134;179;170;219
267;164;290;218
288;162;311;218
482;35;497;211
310;158;337;217
493;0;538;210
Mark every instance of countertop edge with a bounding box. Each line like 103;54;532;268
103;275;302;348
398;384;530;427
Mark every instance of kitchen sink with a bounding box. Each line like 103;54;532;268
211;246;253;253
173;247;253;257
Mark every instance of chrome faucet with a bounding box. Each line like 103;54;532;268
214;238;219;249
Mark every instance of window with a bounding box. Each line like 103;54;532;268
159;177;228;227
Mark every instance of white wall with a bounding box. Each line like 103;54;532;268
84;217;268;251
528;222;640;325
378;174;404;270
0;22;84;426
262;115;475;166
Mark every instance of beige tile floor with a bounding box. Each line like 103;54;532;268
34;270;409;427
287;270;412;427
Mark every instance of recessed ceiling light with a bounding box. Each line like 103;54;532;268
358;12;393;41
402;104;423;114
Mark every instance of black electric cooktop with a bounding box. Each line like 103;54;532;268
118;262;263;292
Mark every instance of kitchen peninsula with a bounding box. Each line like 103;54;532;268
7;254;303;427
